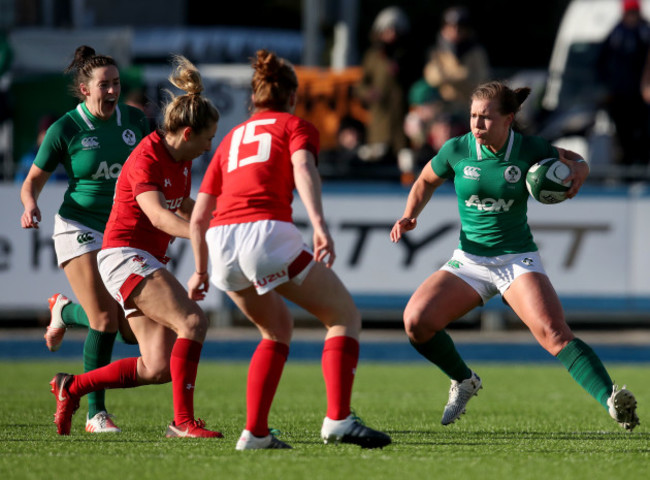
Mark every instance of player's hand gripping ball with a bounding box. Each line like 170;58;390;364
526;158;572;204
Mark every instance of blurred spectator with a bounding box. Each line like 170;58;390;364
14;114;67;184
400;79;441;185
404;79;442;154
400;78;467;185
640;49;650;103
124;86;158;131
355;6;414;168
596;0;650;167
428;111;467;155
423;6;490;122
124;86;147;111
319;115;366;179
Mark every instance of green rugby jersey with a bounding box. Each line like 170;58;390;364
431;130;557;256
35;103;150;232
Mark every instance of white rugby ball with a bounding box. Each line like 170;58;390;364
525;158;571;204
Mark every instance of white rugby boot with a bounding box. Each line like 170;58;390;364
441;370;482;425
235;429;292;450
607;385;639;431
321;413;391;449
45;294;70;352
85;411;121;433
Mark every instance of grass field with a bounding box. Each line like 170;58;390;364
1;360;649;480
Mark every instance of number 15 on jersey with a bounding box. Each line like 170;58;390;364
228;118;277;172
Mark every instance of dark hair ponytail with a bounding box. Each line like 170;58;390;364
64;45;118;101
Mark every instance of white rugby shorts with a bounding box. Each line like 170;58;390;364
97;247;164;316
206;220;314;295
440;249;547;304
52;214;103;267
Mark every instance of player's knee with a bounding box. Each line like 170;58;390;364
178;310;208;340
139;363;171;384
537;325;573;356
89;311;117;331
330;306;361;335
342;307;362;337
150;368;172;384
345;306;362;329
318;301;360;330
403;309;436;343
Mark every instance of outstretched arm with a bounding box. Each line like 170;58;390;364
390;165;446;243
292;148;335;268
20;164;51;229
187;192;216;301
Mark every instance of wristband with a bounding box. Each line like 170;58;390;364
196;270;208;275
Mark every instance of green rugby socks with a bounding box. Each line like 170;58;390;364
410;330;472;382
84;328;117;417
61;302;90;328
61;301;133;344
557;338;613;409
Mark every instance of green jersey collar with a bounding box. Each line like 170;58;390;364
475;129;514;162
76;103;122;130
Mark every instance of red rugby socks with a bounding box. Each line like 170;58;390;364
322;336;359;420
69;357;139;397
170;338;203;426
245;339;289;437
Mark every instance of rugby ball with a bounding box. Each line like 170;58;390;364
525;158;571;204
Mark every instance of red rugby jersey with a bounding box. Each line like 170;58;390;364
200;111;319;227
102;130;192;260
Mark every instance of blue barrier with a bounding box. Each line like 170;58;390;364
2;339;649;363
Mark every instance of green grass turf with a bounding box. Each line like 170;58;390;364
1;361;649;480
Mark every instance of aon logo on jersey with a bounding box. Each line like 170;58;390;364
91;161;122;180
465;195;514;212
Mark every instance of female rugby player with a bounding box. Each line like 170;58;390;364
390;80;638;431
20;45;149;433
49;55;221;438
188;49;392;450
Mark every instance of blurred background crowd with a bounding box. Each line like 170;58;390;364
1;0;650;187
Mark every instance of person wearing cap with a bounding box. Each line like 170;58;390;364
596;0;650;169
355;6;419;167
423;6;490;121
400;79;442;184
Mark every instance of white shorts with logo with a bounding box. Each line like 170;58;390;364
439;249;547;304
52;214;103;267
206;220;315;295
97;247;164;316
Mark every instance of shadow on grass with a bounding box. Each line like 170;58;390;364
386;429;650;450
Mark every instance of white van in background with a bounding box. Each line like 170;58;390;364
543;0;650;110
539;0;650;174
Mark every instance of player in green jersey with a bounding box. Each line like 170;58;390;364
49;55;221;439
390;81;639;431
20;45;150;433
